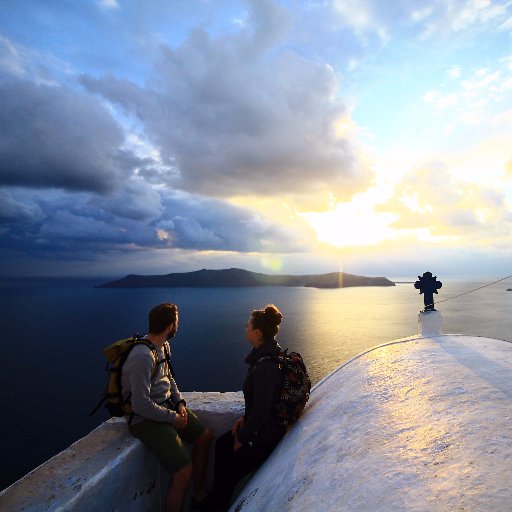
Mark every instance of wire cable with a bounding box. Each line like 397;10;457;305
431;274;512;306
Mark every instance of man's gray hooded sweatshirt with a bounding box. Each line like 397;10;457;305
121;341;184;426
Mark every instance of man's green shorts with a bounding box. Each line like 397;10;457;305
129;408;205;474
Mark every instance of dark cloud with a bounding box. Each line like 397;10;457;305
0;188;44;223
156;192;307;252
0;185;308;267
90;178;163;222
81;1;371;199
0;77;136;193
0;187;153;265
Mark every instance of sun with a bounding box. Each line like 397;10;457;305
301;196;398;248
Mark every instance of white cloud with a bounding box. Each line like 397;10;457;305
332;0;511;47
99;0;119;9
461;68;501;94
0;35;72;85
420;57;512;137
411;7;433;23
334;0;374;31
82;2;372;201
407;0;512;40
438;93;459;109
422;90;458;109
333;0;391;44
499;14;512;30
380;161;512;244
0;36;24;77
449;0;508;31
448;66;461;79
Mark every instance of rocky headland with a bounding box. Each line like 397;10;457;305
99;268;395;289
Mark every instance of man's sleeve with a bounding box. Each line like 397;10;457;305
169;374;185;406
124;346;178;423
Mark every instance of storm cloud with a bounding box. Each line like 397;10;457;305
0;77;134;193
156;192;308;252
0;185;308;266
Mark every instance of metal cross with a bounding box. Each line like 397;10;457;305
414;271;442;311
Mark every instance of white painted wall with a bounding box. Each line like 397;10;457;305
5;326;512;512
0;391;244;512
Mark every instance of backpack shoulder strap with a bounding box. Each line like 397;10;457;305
254;354;277;364
135;339;176;380
132;338;160;379
254;347;288;363
163;342;176;379
254;351;284;370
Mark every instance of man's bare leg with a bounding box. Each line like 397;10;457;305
167;463;192;512
192;428;214;500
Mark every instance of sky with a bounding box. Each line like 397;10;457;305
1;0;512;279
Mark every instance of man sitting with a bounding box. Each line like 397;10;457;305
122;303;213;512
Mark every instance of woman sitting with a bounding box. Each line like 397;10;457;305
204;304;286;511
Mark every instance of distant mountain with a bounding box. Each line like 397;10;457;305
99;268;395;289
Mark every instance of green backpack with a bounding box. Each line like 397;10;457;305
90;333;172;418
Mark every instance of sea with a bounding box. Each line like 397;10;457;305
1;276;511;491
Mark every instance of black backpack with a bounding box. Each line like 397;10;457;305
255;349;311;427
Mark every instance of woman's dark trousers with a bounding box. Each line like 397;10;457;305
209;430;279;511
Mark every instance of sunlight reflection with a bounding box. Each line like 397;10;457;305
367;347;449;436
288;287;418;385
363;345;459;493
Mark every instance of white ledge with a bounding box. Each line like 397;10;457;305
4;335;512;512
0;391;244;512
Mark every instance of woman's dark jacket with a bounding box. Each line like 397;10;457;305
236;340;286;445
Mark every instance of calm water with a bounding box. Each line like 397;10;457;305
1;277;511;490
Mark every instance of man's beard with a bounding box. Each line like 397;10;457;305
167;327;177;340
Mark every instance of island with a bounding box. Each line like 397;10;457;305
99;268;395;289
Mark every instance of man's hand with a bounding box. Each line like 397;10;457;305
173;412;187;430
233;438;242;451
177;402;188;422
231;416;244;437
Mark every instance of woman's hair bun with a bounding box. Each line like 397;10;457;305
251;304;282;340
264;304;282;326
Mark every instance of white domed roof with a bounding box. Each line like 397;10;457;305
231;334;512;511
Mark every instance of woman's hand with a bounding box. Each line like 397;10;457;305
233;438;242;451
231;416;244;437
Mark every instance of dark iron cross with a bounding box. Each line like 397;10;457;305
414;271;442;311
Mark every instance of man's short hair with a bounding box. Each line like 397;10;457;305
148;303;178;334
